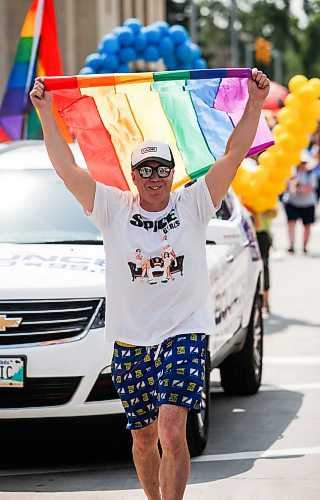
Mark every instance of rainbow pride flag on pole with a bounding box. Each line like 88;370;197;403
0;0;63;142
44;68;274;191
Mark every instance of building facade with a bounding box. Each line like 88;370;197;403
0;0;166;98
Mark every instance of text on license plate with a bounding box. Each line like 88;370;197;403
0;357;25;388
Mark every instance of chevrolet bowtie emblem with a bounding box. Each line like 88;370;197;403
0;315;23;331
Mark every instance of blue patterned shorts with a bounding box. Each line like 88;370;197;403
111;334;206;430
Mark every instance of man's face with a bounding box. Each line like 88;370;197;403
131;160;174;211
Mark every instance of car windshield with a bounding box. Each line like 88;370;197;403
0;170;102;244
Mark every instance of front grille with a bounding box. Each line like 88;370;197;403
86;373;119;402
0;376;81;408
0;299;102;346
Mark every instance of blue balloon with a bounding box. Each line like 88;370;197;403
134;32;147;52
98;68;111;74
176;61;193;70
98;34;119;54
116;63;130;73
141;26;161;45
114;27;134;46
159;37;174;57
168;25;189;45
176;43;193;63
193;58;208;69
119;47;137;63
124;18;142;34
143;45;160;62
153;21;169;37
85;53;102;71
188;42;201;61
79;66;95;75
163;54;178;70
101;53;119;71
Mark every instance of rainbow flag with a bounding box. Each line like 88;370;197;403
44;68;274;191
0;0;63;142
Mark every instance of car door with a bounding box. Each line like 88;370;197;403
206;192;248;356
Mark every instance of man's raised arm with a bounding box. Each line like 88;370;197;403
205;68;270;207
30;77;96;213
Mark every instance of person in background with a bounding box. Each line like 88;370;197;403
252;209;276;316
283;150;318;254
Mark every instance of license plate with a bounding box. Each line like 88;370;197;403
0;357;25;388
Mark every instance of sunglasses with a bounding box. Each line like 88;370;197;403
133;164;173;179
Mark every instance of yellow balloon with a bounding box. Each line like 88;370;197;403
273;179;287;195
253;196;275;213
312;99;320;119
277;107;293;124
308;99;320;120
262;180;279;196
269;164;292;181
288;74;308;94
308;78;320;99
298;84;317;102
276;132;294;150
263;194;280;211
293;134;310;150
287;150;302;166
284;117;304;135
271;124;284;140
303;119;319;134
284;93;302;111
258;150;275;169
298;101;318;121
254;166;270;185
231;167;251;194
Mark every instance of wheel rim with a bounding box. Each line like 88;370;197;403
253;299;263;381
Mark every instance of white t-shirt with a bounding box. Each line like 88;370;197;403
87;177;217;346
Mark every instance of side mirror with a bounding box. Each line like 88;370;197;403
206;220;242;245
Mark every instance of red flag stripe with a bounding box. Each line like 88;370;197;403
53;92;128;189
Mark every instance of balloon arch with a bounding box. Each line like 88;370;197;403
80;18;207;75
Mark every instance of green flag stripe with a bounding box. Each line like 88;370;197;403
16;37;33;63
154;70;190;82
27;107;43;139
157;89;214;177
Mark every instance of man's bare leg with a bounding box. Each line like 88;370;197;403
131;420;161;500
158;405;190;500
288;220;296;250
303;223;311;250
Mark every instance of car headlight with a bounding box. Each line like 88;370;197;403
91;299;105;329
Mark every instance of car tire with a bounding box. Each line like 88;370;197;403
186;347;210;457
219;291;263;395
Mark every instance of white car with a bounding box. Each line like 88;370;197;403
0;141;263;456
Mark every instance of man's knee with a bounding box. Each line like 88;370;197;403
158;405;188;453
132;421;158;453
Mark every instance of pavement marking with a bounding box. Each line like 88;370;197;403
191;446;320;463
264;356;320;365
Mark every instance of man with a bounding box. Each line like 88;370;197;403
283;150;318;254
30;68;269;500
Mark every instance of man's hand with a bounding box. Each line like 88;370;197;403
30;77;52;110
249;68;270;101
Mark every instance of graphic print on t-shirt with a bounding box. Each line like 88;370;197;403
127;211;184;285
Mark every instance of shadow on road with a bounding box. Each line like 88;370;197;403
0;387;303;492
264;312;319;336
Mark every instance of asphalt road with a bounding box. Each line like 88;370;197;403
0;205;319;500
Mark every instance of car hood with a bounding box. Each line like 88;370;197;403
0;244;106;299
